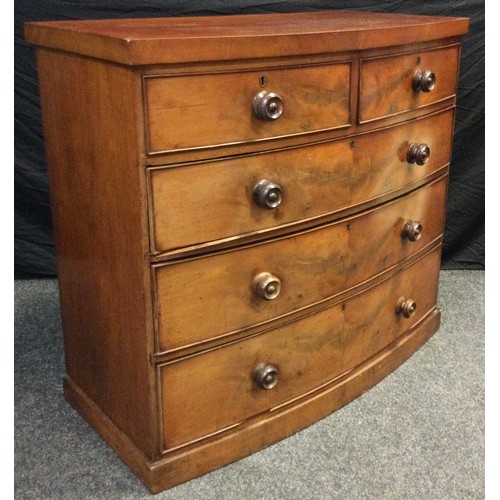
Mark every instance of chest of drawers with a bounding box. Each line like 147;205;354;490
25;11;469;493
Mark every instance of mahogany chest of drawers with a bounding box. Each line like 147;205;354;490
25;11;469;493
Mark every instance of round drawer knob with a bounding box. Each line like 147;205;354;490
407;143;430;166
253;179;283;209
252;272;281;300
402;220;423;242
253;363;279;390
253;91;284;121
397;297;417;318
412;69;436;93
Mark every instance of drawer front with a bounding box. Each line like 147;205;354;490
144;62;350;154
154;176;447;352
160;245;441;450
149;110;452;253
359;44;459;123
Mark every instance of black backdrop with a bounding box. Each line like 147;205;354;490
14;1;485;277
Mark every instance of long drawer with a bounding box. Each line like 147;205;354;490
149;109;453;254
153;175;447;352
159;244;441;450
144;62;351;154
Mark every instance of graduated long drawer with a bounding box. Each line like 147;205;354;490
153;175;447;353
148;109;453;255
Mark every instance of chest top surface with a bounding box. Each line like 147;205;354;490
24;11;469;65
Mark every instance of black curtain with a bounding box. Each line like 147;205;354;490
14;1;485;277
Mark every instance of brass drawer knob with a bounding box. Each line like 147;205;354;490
253;91;284;121
412;69;436;93
407;143;430;166
396;297;417;318
252;272;281;300
402;220;423;242
253;363;279;390
253;179;283;209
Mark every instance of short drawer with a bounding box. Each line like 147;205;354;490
149;109;453;253
359;44;460;123
159;245;441;450
144;62;350;154
153;175;447;352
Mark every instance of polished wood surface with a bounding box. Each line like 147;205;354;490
144;62;350;153
26;11;466;493
359;44;460;123
149;109;453;253
36;48;158;457
153;176;446;352
160;246;441;449
25;11;468;65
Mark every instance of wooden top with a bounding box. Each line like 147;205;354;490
25;11;469;66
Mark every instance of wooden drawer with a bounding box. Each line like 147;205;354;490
144;62;351;154
359;44;460;123
153;175;447;352
159;245;441;450
149;109;453;254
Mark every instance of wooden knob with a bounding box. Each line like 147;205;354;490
252;272;281;300
407;143;430;166
402;220;423;242
253;363;279;389
412;69;436;93
397;297;417;318
253;179;283;209
253;91;284;120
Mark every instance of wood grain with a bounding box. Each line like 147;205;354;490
36;49;158;457
149;109;453;253
144;62;351;153
153;176;447;352
159;245;441;449
359;44;460;123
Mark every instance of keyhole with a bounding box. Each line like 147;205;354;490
260;75;267;87
416;56;421;65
